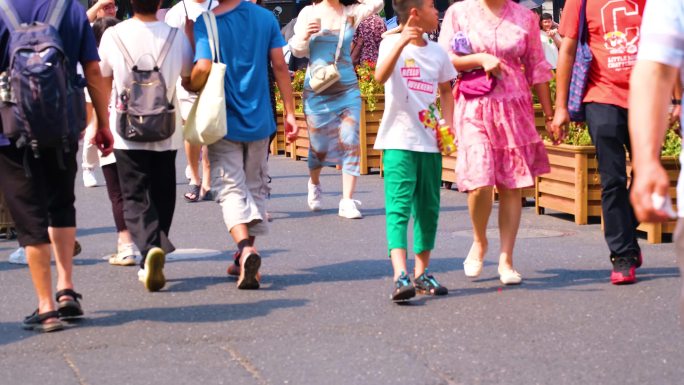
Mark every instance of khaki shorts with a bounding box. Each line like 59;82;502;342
208;138;270;236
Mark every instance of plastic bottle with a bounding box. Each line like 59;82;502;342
438;119;456;155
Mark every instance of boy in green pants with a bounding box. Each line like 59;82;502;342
374;0;456;302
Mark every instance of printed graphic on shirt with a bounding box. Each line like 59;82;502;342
408;79;435;94
418;103;440;132
601;0;641;70
401;58;421;78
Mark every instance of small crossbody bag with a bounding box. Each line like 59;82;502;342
309;8;347;94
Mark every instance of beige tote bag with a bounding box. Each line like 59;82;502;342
184;11;227;145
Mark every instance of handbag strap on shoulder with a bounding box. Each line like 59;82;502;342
333;7;347;64
577;0;589;44
202;11;221;63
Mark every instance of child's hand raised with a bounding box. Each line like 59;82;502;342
400;15;423;46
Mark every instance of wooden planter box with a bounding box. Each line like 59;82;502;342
536;143;679;243
536;144;601;225
533;104;548;140
359;95;383;175
287;94;384;175
270;113;286;155
289;111;309;160
441;153;457;188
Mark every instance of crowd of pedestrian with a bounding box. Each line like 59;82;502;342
0;0;682;333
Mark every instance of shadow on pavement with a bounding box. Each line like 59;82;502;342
0;299;308;346
263;257;461;290
88;299;308;327
521;266;680;290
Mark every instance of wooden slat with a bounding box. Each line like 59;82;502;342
538;179;576;199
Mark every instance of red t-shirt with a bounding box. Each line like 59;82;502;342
559;0;646;109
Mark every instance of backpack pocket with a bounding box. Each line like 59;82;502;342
117;107;176;143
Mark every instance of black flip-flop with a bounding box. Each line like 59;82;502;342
184;184;200;202
56;289;84;319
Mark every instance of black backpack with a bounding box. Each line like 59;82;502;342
111;27;177;143
0;0;86;161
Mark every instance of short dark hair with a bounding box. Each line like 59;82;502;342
393;0;423;25
541;12;553;21
92;16;120;47
131;0;160;15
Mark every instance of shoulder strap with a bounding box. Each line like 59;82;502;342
156;28;179;68
333;7;347;63
46;0;68;29
202;11;221;63
111;28;136;70
578;0;589;44
0;0;22;32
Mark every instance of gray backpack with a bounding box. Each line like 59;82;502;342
111;27;177;143
0;0;86;159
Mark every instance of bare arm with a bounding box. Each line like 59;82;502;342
438;81;454;130
184;59;212;92
629;61;679;222
86;0;113;23
375;16;421;84
374;38;408;84
671;73;682;125
271;47;298;142
83;61;113;155
271;47;295;117
550;37;577;132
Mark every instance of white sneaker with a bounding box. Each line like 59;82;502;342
307;179;322;211
338;199;363;219
82;168;98;188
8;247;27;264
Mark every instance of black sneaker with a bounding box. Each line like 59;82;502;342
391;272;416;302
415;270;448;296
610;253;637;285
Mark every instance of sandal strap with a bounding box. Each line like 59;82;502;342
55;288;82;303
25;309;60;323
39;310;61;322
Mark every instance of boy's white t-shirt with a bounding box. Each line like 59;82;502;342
540;31;559;69
99;19;194;151
373;34;457;153
165;0;218;120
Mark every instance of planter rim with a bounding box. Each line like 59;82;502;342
544;142;596;153
545;142;681;160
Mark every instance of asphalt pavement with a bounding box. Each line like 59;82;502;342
1;152;683;385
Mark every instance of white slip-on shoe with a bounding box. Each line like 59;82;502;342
307;179;322;211
463;257;484;278
499;268;522;285
338;199;363;219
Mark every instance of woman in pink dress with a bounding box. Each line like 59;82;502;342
438;0;560;285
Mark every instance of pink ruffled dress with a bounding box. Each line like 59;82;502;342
439;0;552;192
